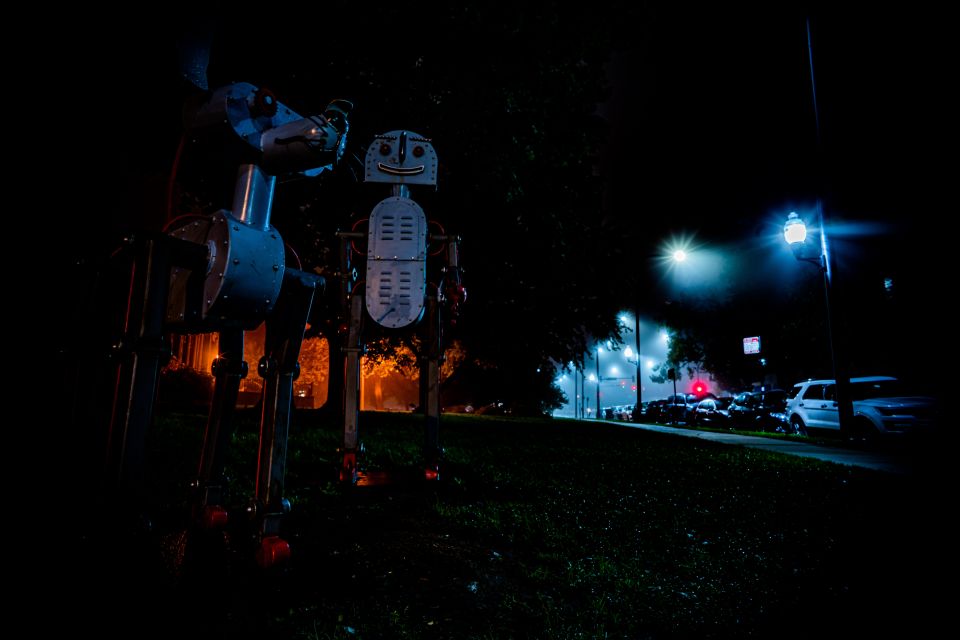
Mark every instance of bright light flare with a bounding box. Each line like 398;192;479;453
660;233;696;267
783;211;807;245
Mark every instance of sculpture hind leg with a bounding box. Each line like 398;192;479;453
193;328;246;530
340;293;364;485
421;295;442;480
252;268;322;567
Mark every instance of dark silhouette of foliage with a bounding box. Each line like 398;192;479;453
196;5;640;410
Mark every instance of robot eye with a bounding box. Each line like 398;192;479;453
413;145;425;158
379;143;392;156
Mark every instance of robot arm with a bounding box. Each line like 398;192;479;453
184;82;351;176
261;99;352;175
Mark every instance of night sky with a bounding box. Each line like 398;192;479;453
51;7;947;268
606;7;948;287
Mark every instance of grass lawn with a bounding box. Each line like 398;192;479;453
63;410;946;639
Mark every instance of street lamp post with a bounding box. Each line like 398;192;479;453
629;246;693;422
784;208;853;436
633;309;642;421
780;18;854;437
579;370;584;419
618;313;643;422
595;347;601;420
568;372;578;420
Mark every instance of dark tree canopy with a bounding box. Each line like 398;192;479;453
54;4;642;414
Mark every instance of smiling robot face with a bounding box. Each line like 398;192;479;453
364;130;438;186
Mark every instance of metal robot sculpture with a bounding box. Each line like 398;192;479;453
337;130;465;484
104;81;351;566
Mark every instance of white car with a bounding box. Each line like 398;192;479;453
785;376;936;438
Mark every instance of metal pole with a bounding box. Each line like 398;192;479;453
816;201;853;436
634;308;641;422
573;369;579;419
595;348;601;419
421;295;441;476
196;328;245;514
580;368;584;419
672;373;678;425
807;18;853;437
341;294;363;483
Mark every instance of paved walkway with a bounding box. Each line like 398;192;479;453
613;422;910;474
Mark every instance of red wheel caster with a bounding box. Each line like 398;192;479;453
340;452;357;485
199;505;229;530
256;535;291;569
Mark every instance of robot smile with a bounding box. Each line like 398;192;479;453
376;163;425;176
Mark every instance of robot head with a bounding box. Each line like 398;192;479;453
364;130;438;186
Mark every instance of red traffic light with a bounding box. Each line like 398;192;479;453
692;380;708;396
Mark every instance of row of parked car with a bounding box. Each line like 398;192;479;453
640;390;788;431
637;375;937;439
601;406;636;421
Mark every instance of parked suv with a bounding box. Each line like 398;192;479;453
785;376;936;438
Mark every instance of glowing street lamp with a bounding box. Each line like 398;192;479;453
783;212;807;245
784;211;825;268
